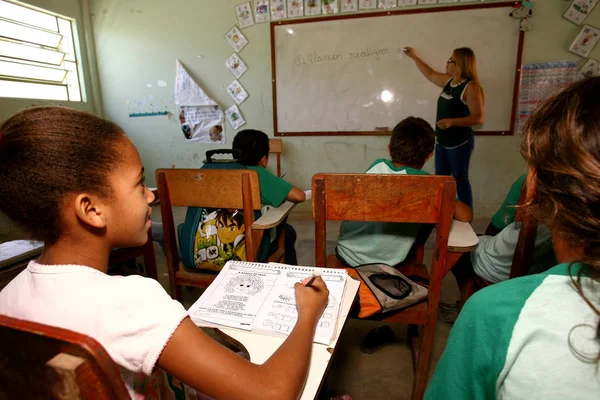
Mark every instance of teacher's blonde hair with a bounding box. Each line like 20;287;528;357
454;47;484;101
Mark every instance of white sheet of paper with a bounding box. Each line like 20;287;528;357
580;58;600;77
564;0;599;26
174;60;217;106
254;0;271;23
322;0;339;14
236;2;255;28
569;24;600;58
226;53;248;79
227;80;249;105
378;0;397;8
225;26;249;53
178;106;225;143
288;0;304;16
341;0;358;12
304;189;312;200
305;0;322;15
225;104;246;130
271;0;287;20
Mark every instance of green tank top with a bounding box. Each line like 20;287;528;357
436;79;474;148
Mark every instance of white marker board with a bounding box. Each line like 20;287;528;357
271;3;523;136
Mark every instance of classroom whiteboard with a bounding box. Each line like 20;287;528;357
271;3;523;136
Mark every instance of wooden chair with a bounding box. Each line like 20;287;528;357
269;138;283;177
313;173;456;400
156;168;291;301
0;314;129;399
108;228;158;280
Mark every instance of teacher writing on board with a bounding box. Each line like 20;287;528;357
404;47;484;208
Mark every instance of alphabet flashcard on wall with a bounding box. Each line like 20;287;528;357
378;0;397;9
398;0;416;6
236;2;255;29
323;0;339;14
225;26;249;53
227;80;249;105
341;0;358;12
225;53;248;79
226;104;246;130
580;58;600;77
305;0;322;15
254;0;271;23
271;0;287;20
418;0;437;5
569;24;600;58
564;0;599;26
359;0;376;9
288;0;304;17
438;0;458;3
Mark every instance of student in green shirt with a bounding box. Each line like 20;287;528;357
426;77;600;400
232;129;305;265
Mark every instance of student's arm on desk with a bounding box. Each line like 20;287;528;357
454;200;473;222
158;277;329;400
286;186;306;203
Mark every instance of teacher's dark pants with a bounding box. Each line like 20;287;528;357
435;137;474;208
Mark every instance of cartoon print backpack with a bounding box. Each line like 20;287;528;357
177;150;270;272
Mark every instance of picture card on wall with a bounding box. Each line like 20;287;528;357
271;0;287;20
236;2;255;29
580;58;600;77
254;0;271;23
438;0;458;3
563;0;599;26
359;0;376;9
227;80;249;105
569;24;600;58
225;105;246;130
418;0;437;4
288;0;304;17
225;26;248;53
323;0;339;14
341;0;358;12
225;53;248;79
399;0;417;6
378;0;397;9
305;0;322;15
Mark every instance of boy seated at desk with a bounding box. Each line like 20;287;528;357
335;117;473;268
232;129;305;265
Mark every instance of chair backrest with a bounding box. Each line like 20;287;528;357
269;138;283;178
509;177;538;279
0;315;129;399
312;173;456;289
156;168;262;271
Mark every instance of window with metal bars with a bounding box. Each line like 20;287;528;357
0;0;82;101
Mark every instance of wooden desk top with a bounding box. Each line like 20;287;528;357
218;277;360;400
448;220;479;252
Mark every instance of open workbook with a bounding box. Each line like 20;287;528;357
188;261;348;345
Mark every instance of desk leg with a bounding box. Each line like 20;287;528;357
442;251;463;279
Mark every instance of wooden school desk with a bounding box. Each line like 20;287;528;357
217;277;361;400
443;220;479;277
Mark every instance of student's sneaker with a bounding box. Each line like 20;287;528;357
438;301;461;324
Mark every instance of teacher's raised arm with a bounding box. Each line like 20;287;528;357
403;46;485;208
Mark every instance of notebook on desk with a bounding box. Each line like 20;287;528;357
188;261;348;345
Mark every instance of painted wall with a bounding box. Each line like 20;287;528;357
0;0;99;239
62;1;600;219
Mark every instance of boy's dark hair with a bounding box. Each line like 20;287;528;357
0;106;127;245
389;117;435;167
232;129;269;166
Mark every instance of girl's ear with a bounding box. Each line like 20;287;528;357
73;193;107;229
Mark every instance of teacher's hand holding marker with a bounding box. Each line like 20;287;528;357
402;45;484;208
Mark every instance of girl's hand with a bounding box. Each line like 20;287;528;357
294;276;329;322
437;119;453;130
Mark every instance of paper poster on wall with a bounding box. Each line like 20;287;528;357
226;53;248;79
459;0;479;2
359;0;376;9
378;0;397;9
288;0;304;17
398;0;417;6
569;25;600;57
271;0;287;19
418;0;437;4
341;0;358;12
225;104;246;130
225;26;249;53
438;0;458;3
254;0;271;23
563;0;599;26
174;60;225;143
323;0;339;14
227;80;249;105
236;2;255;29
580;58;600;77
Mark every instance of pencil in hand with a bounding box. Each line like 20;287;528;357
305;268;323;287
